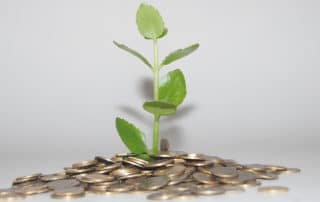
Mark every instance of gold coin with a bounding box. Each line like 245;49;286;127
203;155;224;164
281;168;301;174
125;176;148;185
47;179;80;190
256;172;278;180
156;165;186;178
196;186;225;195
110;167;140;178
240;180;261;188
265;165;287;172
0;193;26;201
128;156;149;165
150;151;187;159
145;159;174;169
245;164;267;172
15;184;49;195
138;176;169;191
258;186;289;194
198;167;212;175
237;171;257;182
147;191;177;200
166;182;197;192
0;189;13;196
13;173;42;184
171;191;198;200
40;173;67;182
218;176;243;185
107;183;135;192
119;173;145;180
72;160;97;169
193;172;219;185
185;160;213;167
92;181;118;187
211;167;238;178
223;185;245;194
51;187;85;199
79;173;115;183
94;156;114;165
64;167;95;175
181;153;206;161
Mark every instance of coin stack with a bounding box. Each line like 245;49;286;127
0;151;300;200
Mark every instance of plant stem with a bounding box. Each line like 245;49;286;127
152;39;160;154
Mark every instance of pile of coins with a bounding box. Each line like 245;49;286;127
0;151;300;200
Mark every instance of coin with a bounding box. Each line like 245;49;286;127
211;167;238;178
150;151;186;159
110;167;140;178
185;160;213;167
223;185;245;194
147;191;177;200
166;182;197;192
245;164;266;172
196;186;225;195
145;159;174;169
265;165;287;172
78;173;115;183
154;165;186;178
138;176;169;191
193;172;219;185
107;183;135;192
72;160;97;169
95;156;114;165
47;179;80;190
281;168;301;174
125;176;148;185
0;192;26;201
51;187;85;199
240;180;261;188
119;173;145;180
171;190;198;200
15;184;49;195
256;172;278;180
181;153;206;161
13;173;42;184
40;173;67;182
64;167;95;175
258;186;289;194
0;188;13;196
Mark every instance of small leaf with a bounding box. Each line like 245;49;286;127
161;44;199;66
113;41;152;69
115;117;148;154
136;3;165;40
143;101;177;116
159;69;186;106
159;27;168;38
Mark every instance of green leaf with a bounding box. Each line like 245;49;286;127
113;41;152;69
143;101;177;116
161;44;199;66
115;117;148;154
136;3;165;40
159;69;187;106
159;27;168;38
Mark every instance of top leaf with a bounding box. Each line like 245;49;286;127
115;117;148;154
136;3;165;40
161;44;199;66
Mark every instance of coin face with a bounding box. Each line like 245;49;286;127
110;167;141;178
72;160;97;169
40;173;67;182
15;184;50;195
138;176;169;191
256;172;278;180
0;192;26;200
211;167;238;178
196;186;225;195
107;183;135;192
52;187;85;199
181;153;206;161
79;173;115;183
47;179;80;190
223;185;245;194
145;159;174;169
147;191;177;200
258;186;289;194
13;173;42;184
185;160;213;167
193;172;219;185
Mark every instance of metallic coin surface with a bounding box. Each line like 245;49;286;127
0;192;26;201
110;167;140;178
181;153;205;161
40;173;67;182
145;159;174;169
258;186;289;193
256;172;278;180
196;186;225;195
79;173;115;183
72;160;97;169
154;165;186;178
223;185;245;194
211;167;238;178
138;176;170;191
0;189;13;196
47;179;80;190
15;184;49;195
147;191;177;200
107;184;135;192
281;168;301;174
150;151;186;159
13;173;42;184
64;167;95;175
51;187;85;199
193;172;219;185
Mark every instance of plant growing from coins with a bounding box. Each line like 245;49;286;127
114;3;199;156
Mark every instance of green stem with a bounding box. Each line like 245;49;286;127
152;39;160;154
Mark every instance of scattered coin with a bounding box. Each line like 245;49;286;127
138;176;169;191
258;186;289;194
3;152;300;201
51;187;85;199
0;192;26;200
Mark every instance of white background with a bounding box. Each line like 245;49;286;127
0;0;319;201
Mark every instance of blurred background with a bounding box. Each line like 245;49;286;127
0;1;319;198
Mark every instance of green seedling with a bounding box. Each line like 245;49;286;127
114;3;199;157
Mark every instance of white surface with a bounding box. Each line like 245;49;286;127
1;0;319;201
